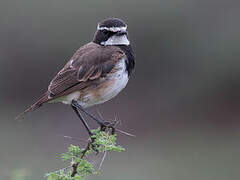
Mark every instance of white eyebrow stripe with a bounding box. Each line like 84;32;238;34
97;25;127;32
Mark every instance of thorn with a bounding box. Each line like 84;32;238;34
96;108;104;120
116;116;122;126
57;134;88;142
115;128;136;137
98;151;107;170
46;165;71;176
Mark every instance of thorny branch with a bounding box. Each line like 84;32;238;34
71;125;115;177
46;123;133;180
71;140;92;177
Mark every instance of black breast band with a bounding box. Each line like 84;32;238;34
116;45;135;76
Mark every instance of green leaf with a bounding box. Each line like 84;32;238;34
68;145;82;156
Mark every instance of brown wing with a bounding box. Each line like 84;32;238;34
48;42;125;99
15;42;125;120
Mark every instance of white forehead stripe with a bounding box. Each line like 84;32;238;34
97;25;127;32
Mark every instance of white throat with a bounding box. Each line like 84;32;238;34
101;35;130;46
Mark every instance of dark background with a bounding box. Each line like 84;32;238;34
1;0;240;179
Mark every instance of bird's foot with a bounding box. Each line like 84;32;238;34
100;120;117;135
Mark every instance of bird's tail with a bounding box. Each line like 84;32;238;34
15;92;49;120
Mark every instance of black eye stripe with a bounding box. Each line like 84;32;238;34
101;30;116;36
102;30;108;34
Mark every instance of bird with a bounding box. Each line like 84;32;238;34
16;18;135;135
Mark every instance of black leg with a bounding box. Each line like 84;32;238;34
71;100;116;134
71;100;104;126
71;103;92;136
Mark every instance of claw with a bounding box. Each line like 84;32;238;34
100;121;117;135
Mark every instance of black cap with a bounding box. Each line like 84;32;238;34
98;18;127;28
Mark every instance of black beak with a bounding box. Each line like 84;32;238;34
116;31;127;36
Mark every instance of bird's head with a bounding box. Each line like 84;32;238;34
93;18;130;46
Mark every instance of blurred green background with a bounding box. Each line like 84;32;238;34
1;0;240;179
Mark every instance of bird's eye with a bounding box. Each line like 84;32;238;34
102;30;108;35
